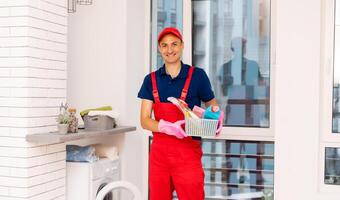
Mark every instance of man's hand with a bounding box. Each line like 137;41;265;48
216;111;224;136
158;120;187;139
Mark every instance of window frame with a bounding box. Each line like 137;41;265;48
319;143;340;193
319;0;340;194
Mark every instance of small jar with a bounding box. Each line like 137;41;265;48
68;108;78;133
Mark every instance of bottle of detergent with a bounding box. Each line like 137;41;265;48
203;106;220;120
167;97;200;119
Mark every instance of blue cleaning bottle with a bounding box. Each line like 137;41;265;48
203;106;220;120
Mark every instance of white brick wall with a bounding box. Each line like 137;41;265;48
0;1;67;199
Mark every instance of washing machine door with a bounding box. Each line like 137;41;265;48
94;178;119;200
97;182;113;200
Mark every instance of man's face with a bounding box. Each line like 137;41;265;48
158;34;184;65
231;38;246;57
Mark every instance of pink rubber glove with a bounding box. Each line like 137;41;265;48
158;119;187;139
216;111;224;137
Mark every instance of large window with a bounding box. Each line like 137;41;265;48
192;0;271;128
149;1;274;199
333;0;340;133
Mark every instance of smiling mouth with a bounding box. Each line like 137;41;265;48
167;53;176;57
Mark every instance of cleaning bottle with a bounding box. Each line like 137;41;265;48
167;97;199;119
193;105;205;118
203;106;221;120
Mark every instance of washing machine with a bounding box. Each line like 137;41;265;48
67;158;120;200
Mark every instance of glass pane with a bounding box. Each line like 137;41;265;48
202;139;275;199
151;0;183;70
333;0;340;133
192;0;271;127
325;147;340;185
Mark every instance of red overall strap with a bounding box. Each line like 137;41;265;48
151;72;160;103
180;66;194;101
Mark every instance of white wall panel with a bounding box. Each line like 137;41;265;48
0;0;67;199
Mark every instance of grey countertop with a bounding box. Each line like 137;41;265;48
25;126;136;143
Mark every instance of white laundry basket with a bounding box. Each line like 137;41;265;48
185;117;218;137
95;181;142;200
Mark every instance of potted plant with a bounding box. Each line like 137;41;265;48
56;103;70;134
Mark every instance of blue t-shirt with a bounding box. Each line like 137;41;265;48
138;63;215;109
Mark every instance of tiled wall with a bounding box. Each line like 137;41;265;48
0;0;67;199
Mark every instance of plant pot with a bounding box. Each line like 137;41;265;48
57;124;69;134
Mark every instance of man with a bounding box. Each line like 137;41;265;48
219;37;264;96
138;27;222;200
218;37;267;126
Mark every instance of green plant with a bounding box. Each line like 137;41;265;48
56;113;70;124
56;102;70;124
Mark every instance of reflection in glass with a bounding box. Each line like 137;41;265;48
151;0;183;70
325;147;340;185
192;0;271;127
202;139;274;199
333;0;340;133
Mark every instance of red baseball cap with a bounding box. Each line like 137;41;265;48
157;27;183;43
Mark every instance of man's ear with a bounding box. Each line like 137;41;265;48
179;41;184;49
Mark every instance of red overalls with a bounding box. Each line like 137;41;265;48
149;66;205;200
